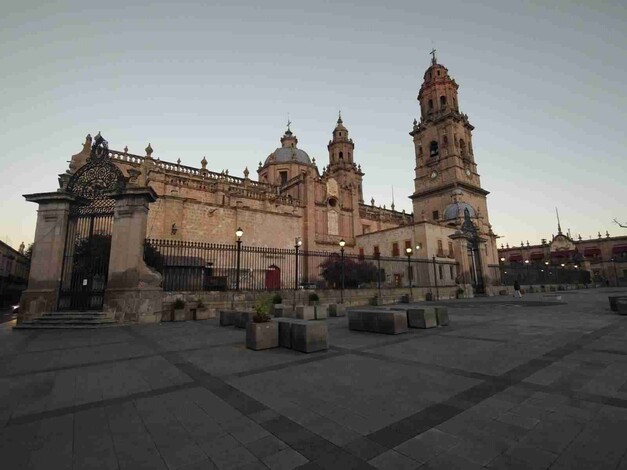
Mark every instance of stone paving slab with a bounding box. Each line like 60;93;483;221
2;288;627;469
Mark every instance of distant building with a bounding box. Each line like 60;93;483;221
0;241;30;307
498;224;627;286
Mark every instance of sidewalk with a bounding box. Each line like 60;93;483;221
1;288;627;469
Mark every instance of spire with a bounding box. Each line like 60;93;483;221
337;110;342;125
430;48;437;66
391;185;395;211
555;207;562;235
285;113;292;135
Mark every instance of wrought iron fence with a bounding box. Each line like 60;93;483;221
144;239;460;292
486;263;591;287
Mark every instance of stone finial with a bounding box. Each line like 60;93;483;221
391;202;395;211
312;157;316;165
225;169;229;175
145;143;153;158
258;161;262;168
358;164;361;171
413;118;417;126
578;234;582;241
124;145;128;153
606;230;610;238
201;156;207;169
501;244;504;249
520;241;524;247
383;204;386;210
526;240;530;247
177;158;181;166
371;197;375;206
598;231;602;239
243;166;249;178
19;242;25;254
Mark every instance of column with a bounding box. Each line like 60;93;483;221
103;187;163;323
19;192;76;321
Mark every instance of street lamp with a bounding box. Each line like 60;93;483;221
406;247;413;300
339;239;346;304
294;238;302;290
235;227;243;291
415;244;422;286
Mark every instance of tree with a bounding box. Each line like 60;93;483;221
614;219;626;229
320;256;378;288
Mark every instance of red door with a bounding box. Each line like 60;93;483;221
265;266;281;290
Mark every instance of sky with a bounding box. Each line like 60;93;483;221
1;0;625;251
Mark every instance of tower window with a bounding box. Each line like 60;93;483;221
279;171;288;185
440;95;446;107
428;99;433;110
459;139;466;158
338;132;341;137
437;71;440;76
418;146;423;156
392;242;399;257
442;135;448;146
432;210;439;220
430;141;439;157
339;151;343;159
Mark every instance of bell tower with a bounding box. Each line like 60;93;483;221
326;113;364;203
409;51;490;227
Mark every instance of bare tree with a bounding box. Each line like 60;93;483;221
614;218;627;229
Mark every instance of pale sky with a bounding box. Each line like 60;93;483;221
1;0;625;250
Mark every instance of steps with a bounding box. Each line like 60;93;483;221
14;311;118;329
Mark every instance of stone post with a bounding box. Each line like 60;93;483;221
19;192;76;322
449;231;474;297
103;187;163;323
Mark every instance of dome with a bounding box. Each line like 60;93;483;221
264;147;311;165
443;202;476;221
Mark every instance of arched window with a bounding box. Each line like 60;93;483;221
418;146;423;156
442;135;448;146
428;99;434;110
440;95;446;107
430;141;439;157
339;151;344;160
459;139;466;158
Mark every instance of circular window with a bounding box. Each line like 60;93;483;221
328;198;338;207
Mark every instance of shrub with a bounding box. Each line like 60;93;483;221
252;297;272;322
271;293;283;305
308;292;319;302
173;298;185;309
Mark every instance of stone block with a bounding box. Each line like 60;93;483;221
435;307;449;326
274;318;293;348
220;310;235;326
315;304;328;320
617;299;627;316
348;310;364;331
291;320;328;353
361;310;378;332
328;304;347;317
272;304;286;317
235;311;256;328
407;308;437;329
246;321;279;350
295;305;315;320
609;296;627;312
376;310;408;335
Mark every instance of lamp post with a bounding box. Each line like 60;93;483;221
406;247;413;300
611;258;618;286
339;239;346;304
375;249;382;301
294;238;302;290
235;227;243;291
560;263;565;285
524;259;530;284
432;255;439;300
415;244;422;287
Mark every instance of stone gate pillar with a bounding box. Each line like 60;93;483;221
19;192;76;322
103;187;163;323
449;231;474;297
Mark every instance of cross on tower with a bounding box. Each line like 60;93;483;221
430;48;437;65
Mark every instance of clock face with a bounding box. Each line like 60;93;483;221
465;168;471;176
430;171;438;179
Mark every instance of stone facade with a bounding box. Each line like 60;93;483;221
0;240;30;307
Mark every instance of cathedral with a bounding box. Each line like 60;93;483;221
62;52;500;294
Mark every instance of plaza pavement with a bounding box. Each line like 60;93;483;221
2;289;627;469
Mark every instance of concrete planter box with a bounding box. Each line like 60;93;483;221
291;320;328;353
295;305;315;320
246;322;279;350
235;311;256;328
609;296;627;312
274;318;293;348
435;307;449;326
270;304;285;316
314;304;328;320
173;308;186;322
406;308;437;329
219;310;236;326
376;311;408;335
617;299;627;316
195;308;212;320
348;310;365;331
328;304;346;317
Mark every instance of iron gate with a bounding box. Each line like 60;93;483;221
57;133;125;311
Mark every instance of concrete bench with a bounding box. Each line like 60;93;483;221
328;303;347;317
609;296;627;312
273;318;328;352
348;309;408;335
220;310;241;326
271;304;294;318
314;304;328;320
234;311;256;328
435;306;449;326
406;307;437;329
295;305;315;320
